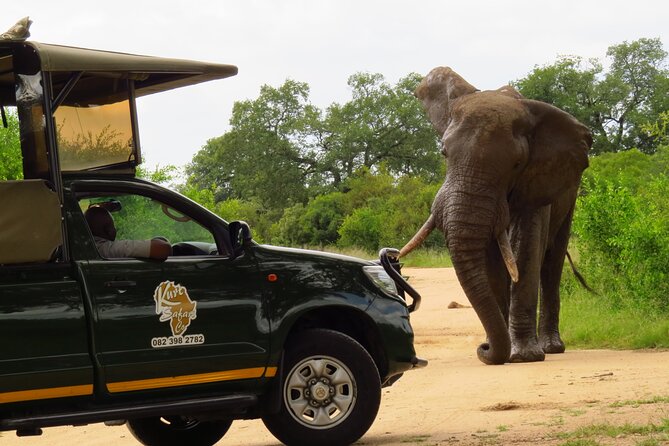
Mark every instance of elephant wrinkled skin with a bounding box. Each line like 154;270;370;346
402;67;592;365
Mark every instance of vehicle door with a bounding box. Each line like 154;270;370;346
70;182;271;396
0;180;93;404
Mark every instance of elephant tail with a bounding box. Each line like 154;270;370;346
399;215;436;258
566;251;595;293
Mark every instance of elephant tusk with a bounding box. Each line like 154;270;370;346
497;231;519;283
399;214;436;258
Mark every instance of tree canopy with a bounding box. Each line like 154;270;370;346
185;73;440;211
514;38;668;154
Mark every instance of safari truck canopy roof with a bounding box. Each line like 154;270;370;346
2;41;238;102
0;41;237;175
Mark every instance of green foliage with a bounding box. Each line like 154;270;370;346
572;150;669;311
338;206;385;252
0;108;22;180
186;73;440;212
179;182;269;243
513;56;602;131
185;80;315;210
574;165;669;311
83;194;213;244
271;193;346;246
269;169;445;252
563;111;669;346
515;38;668;154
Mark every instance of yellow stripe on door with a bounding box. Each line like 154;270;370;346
0;384;93;404
107;366;278;393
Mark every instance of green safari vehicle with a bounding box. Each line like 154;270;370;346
0;38;426;446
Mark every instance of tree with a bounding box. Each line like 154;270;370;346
0;108;23;180
515;38;668;154
186;80;317;210
186;73;441;210
603;38;668;152
319;73;441;185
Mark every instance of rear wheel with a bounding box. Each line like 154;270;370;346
126;416;232;446
262;329;381;446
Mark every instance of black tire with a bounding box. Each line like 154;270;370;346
262;329;381;446
126;416;232;446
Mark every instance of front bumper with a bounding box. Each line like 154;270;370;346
411;355;429;369
382;356;428;387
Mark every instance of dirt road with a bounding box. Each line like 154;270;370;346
4;268;669;445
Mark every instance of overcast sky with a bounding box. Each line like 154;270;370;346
4;1;669;170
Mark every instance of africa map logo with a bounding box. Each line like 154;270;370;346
151;280;204;348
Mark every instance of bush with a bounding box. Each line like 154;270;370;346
338;206;385;252
271;193;346;246
270;169;446;252
572;148;669;311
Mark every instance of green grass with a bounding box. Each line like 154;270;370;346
561;408;587;417
399;248;452;268
609;396;669;408
319;246;452;267
560;286;669;349
555;419;669;440
558;440;602;446
400;435;431;443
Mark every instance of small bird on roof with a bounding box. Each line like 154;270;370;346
0;17;33;42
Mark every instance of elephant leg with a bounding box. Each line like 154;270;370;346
508;206;550;363
539;206;574;354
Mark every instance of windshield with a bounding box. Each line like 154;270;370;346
54;77;137;171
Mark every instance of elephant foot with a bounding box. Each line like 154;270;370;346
510;339;545;363
540;332;566;354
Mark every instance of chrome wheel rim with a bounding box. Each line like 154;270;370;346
284;355;356;429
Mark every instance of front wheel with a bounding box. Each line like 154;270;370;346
126;416;232;446
262;329;381;446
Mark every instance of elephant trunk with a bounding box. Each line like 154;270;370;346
449;233;511;365
445;182;511;365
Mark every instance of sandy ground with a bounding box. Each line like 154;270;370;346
4;268;669;445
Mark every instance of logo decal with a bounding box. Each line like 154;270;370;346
151;281;205;348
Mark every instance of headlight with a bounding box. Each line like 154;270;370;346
363;265;398;296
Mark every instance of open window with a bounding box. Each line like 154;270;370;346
78;192;223;259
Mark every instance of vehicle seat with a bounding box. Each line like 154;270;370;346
0;179;62;264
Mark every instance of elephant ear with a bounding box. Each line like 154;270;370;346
415;67;478;135
514;99;592;207
493;85;524;99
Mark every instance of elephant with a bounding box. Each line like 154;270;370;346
400;67;592;365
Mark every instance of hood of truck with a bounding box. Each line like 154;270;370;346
257;245;374;267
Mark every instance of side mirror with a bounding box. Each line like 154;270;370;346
228;220;252;257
